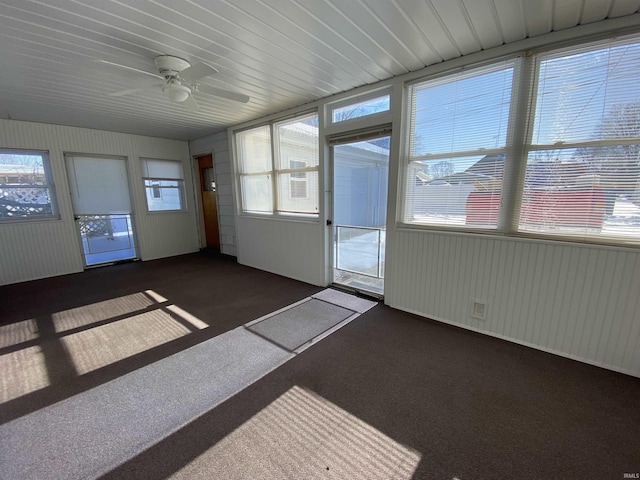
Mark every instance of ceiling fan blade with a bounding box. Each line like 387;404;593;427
96;60;164;80
183;94;200;112
109;85;163;97
179;62;218;82
195;84;250;103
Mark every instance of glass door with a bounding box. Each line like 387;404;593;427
330;134;390;295
65;154;137;266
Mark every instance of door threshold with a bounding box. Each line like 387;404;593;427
85;258;139;269
330;283;383;302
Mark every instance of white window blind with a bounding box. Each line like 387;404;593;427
522;40;640;243
140;158;185;212
404;62;514;228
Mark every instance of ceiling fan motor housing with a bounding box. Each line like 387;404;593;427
155;55;191;80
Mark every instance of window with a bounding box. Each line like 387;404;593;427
331;93;390;123
404;63;514;228
235;112;319;215
236;125;273;213
0;149;57;220
402;35;640;246
141;158;185;212
522;40;640;243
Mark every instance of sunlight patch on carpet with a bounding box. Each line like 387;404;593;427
169;386;421;480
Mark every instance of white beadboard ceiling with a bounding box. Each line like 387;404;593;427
1;0;640;141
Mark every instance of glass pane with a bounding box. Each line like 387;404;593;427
532;41;640;145
0;186;52;218
77;214;136;266
236;125;272;174
335;226;382;277
275;113;319;169
277;171;318;213
0;152;53;218
241;175;273;213
404;154;504;228
520;149;640;242
332;94;390;123
334;138;390;228
410;65;513;156
144;180;183;211
202;168;215;191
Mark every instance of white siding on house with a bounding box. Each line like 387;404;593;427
189;131;237;257
0;119;199;285
386;229;640;377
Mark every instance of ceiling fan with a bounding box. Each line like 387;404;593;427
98;55;250;111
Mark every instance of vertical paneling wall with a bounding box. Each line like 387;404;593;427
236;216;325;286
386;229;640;377
0;119;200;285
191;131;325;285
189;131;237;256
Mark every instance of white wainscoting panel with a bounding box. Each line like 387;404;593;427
385;229;640;377
236;216;324;286
0;119;199;285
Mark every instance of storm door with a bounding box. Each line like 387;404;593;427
65;154;137;266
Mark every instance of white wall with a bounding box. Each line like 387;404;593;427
236;216;325;286
0;119;200;285
189;131;237;256
385;229;640;377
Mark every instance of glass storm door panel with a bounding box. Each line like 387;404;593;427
330;134;390;295
65;155;137;266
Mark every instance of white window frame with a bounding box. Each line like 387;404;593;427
0;148;59;222
234;111;319;217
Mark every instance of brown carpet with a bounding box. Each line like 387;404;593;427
1;250;639;479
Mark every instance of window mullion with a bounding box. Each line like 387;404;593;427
499;55;536;233
270;123;278;213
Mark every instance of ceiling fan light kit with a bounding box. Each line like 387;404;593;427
163;80;191;103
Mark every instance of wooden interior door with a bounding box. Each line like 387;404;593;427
197;154;220;249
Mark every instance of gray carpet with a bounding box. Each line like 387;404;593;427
0;327;293;480
247;299;356;351
0;288;376;480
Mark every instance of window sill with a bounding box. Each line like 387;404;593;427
0;214;62;225
238;212;320;224
396;222;639;251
